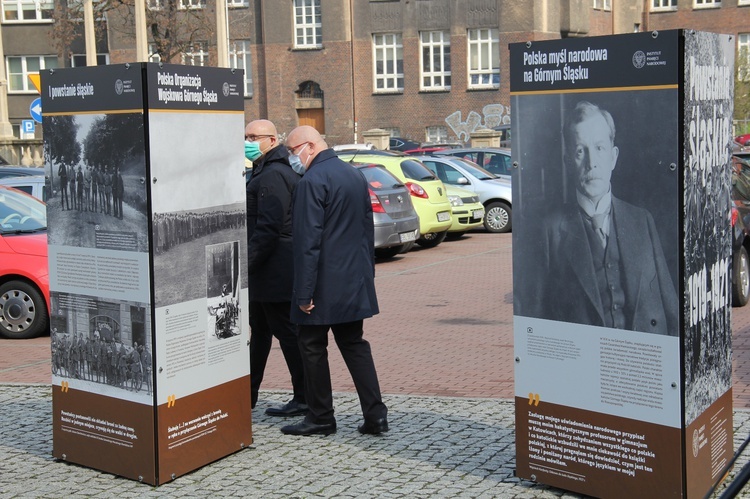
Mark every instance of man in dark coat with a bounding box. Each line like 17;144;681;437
281;125;388;436
245;119;307;416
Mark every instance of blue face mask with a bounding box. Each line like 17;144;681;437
245;141;262;162
289;144;308;175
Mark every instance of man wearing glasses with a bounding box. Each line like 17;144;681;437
244;119;307;417
281;125;388;437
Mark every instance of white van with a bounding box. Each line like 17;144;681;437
0;175;47;202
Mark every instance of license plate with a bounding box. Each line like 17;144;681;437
399;231;416;243
473;209;485;220
437;211;451;222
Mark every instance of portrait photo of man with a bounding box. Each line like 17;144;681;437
514;96;679;336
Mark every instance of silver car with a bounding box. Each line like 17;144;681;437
416;155;512;233
435;147;512;180
355;163;420;259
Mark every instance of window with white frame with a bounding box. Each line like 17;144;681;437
651;0;677;10
425;126;448;143
420;31;451;91
71;54;110;67
6;55;57;92
373;33;403;93
467;28;499;89
148;44;161;63
740;33;750;80
179;0;205;9
739;0;750;5
694;0;720;7
230;40;253;97
182;42;208;66
147;0;163;9
593;0;611;10
227;0;247;7
2;0;53;22
293;0;322;48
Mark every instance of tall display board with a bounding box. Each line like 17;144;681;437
43;63;250;485
510;30;734;498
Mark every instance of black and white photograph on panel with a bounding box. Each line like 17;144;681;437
206;241;241;340
45;113;149;252
50;291;154;404
512;90;680;336
148;108;247;310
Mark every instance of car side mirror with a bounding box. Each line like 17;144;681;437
457;177;469;185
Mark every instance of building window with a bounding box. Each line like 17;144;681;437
70;54;110;67
179;0;205;9
147;0;163;9
426;126;448;143
6;55;57;93
293;0;322;49
740;34;750;81
148;44;161;63
2;0;53;22
182;42;208;66
467;28;499;89
227;0;247;6
230;40;253;97
739;0;750;5
693;0;720;7
593;0;611;9
651;0;677;10
373;33;404;93
420;31;451;91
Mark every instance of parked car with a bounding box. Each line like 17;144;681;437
435;147;513;180
354;162;420;259
732;154;750;306
492;124;512;148
0;184;49;339
389;137;420;152
333;143;376;152
416;155;513;233
445;185;484;240
0;175;47;202
736;133;750;147
337;152;453;248
0;166;44;180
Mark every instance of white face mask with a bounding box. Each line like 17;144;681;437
289;144;309;175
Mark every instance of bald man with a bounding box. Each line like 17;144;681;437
245;119;307;417
280;126;388;437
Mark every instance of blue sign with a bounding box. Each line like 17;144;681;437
29;98;42;123
21;119;35;134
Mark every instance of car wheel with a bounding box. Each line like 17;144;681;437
484;202;512;233
374;246;402;259
446;231;467;241
0;280;48;339
417;230;448;248
733;246;750;307
398;241;415;254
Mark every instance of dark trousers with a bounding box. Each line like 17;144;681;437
249;301;305;407
298;320;387;424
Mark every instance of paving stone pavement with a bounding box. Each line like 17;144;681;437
1;385;750;498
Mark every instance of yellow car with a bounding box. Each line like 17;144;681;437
337;152;452;248
445;185;484;240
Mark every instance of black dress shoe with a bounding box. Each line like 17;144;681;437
280;420;336;436
265;399;309;417
358;417;389;435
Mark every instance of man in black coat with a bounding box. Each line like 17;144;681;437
245;119;307;416
281;125;388;436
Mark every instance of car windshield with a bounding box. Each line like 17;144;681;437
357;165;404;189
0;187;47;234
453;157;498;180
400;159;438;181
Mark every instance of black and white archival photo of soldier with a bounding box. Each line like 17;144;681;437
45;114;149;252
206;241;242;341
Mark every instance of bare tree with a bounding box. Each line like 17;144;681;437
50;0;217;65
736;47;750;135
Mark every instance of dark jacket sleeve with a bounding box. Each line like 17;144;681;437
292;177;326;305
247;167;294;274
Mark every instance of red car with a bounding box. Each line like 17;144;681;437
0;184;49;339
736;134;750;146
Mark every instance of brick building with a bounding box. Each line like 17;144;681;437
1;0;749;161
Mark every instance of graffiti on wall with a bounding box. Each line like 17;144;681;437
445;104;510;142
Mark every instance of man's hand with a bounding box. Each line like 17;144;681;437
299;300;315;314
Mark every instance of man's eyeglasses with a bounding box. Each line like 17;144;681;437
245;134;273;141
287;142;309;155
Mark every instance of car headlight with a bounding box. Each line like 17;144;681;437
448;195;464;207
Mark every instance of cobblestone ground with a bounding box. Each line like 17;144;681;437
1;385;749;498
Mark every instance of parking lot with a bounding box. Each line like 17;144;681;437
4;230;750;410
